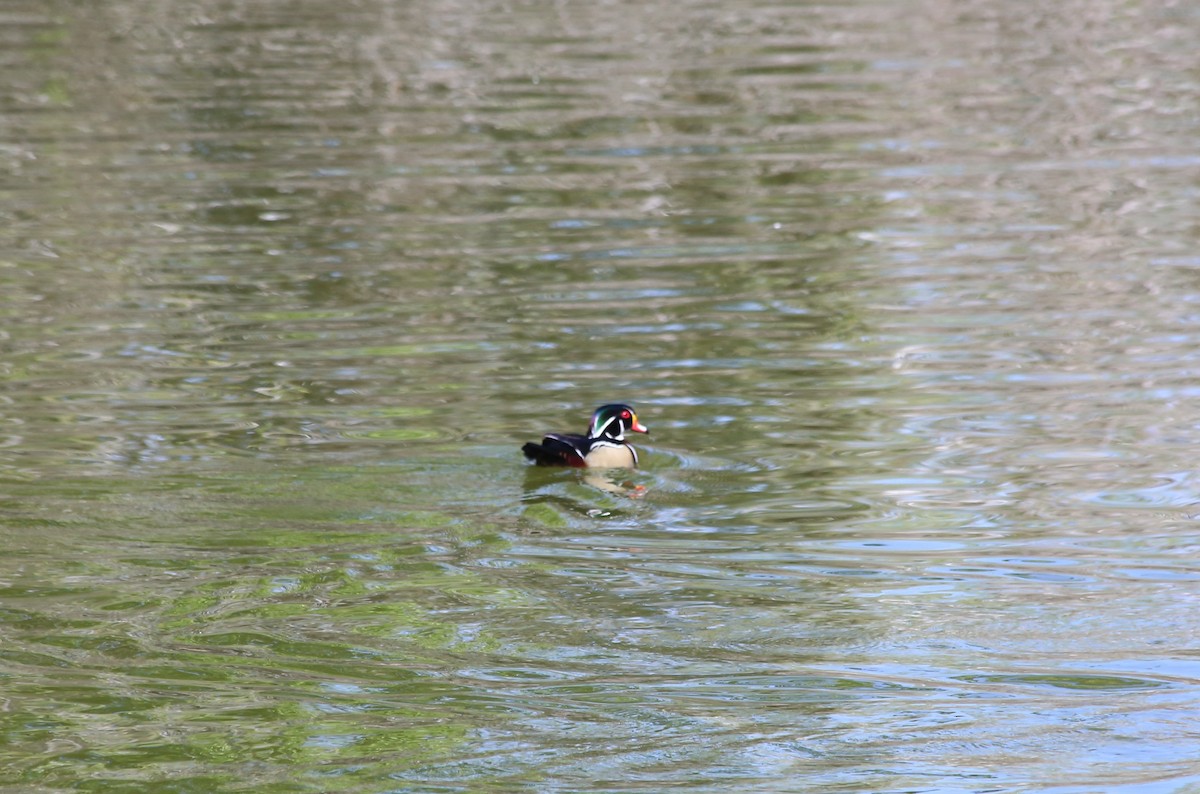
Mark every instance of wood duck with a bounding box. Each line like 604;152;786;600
522;404;649;468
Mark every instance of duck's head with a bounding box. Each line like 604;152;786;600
588;403;649;441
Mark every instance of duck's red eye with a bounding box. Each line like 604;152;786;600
621;410;631;419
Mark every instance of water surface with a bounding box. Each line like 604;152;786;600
3;0;1200;791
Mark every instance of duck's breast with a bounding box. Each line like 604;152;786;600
583;443;637;469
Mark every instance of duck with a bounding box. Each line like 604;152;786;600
522;403;649;468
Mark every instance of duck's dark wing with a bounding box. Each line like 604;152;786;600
522;433;590;467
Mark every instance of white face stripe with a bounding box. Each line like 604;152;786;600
592;414;622;439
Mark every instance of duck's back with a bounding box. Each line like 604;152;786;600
522;433;589;467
